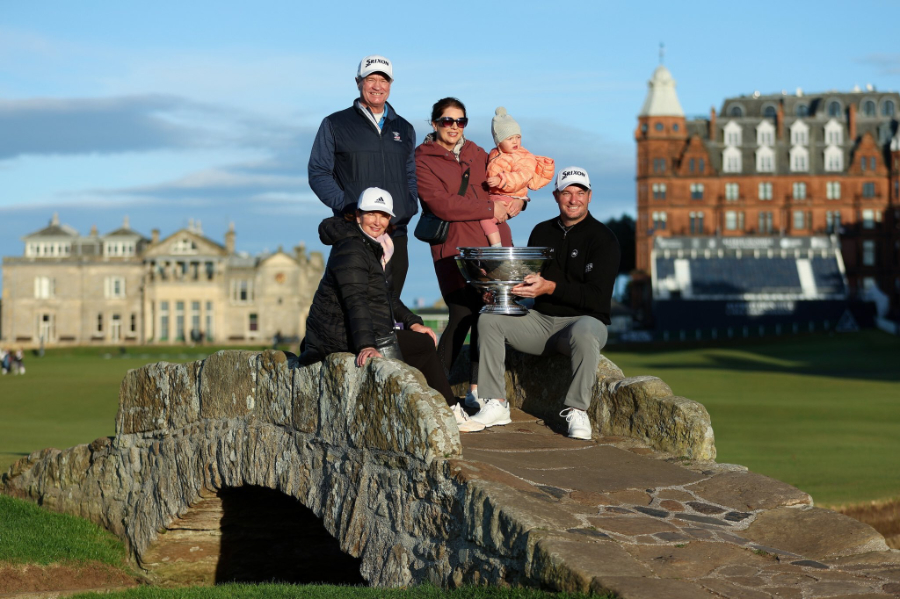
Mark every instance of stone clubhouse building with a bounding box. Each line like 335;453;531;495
0;215;324;347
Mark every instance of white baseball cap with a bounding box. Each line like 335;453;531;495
357;187;395;217
357;55;393;82
555;167;591;191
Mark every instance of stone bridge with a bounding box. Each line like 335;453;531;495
2;350;899;597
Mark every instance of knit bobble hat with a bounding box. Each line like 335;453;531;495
491;107;521;146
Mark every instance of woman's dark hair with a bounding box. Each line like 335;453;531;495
430;97;466;122
344;210;395;236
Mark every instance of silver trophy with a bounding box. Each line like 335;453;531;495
455;247;555;315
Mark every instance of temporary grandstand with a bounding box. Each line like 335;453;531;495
651;236;850;337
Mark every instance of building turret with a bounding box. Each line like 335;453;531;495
225;222;236;255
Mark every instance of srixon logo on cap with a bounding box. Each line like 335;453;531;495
374;196;386;205
562;169;586;178
366;58;390;68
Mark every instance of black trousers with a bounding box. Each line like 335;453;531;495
397;329;455;406
390;234;408;303
436;284;483;384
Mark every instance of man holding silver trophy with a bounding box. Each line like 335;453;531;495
469;168;621;440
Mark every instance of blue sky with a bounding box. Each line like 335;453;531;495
2;0;899;304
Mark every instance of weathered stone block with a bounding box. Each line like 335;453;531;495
117;361;201;435
198;351;261;420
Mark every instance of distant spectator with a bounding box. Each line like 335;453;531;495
0;349;9;375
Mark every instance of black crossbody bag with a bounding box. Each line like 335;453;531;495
413;168;469;245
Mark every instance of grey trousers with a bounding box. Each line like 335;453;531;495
477;311;608;410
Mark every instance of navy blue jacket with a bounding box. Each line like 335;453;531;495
308;101;418;235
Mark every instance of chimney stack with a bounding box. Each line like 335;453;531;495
151;229;160;244
90;224;98;237
709;106;716;140
225;222;236;255
848;103;857;142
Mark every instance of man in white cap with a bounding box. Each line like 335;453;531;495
470;167;621;439
308;55;417;302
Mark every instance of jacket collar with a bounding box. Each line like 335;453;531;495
555;211;596;233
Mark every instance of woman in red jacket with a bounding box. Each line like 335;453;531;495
415;98;526;408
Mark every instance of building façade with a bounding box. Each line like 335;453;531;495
0;215;324;347
633;65;900;323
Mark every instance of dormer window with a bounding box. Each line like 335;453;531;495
722;147;742;173
796;104;808;117
729;105;743;117
824;146;843;172
824;119;843;145
862;100;876;116
790;120;809;146
756;146;775;172
724;121;742;146
762;105;777;119
756;120;775;146
790;146;809;172
827;101;842;118
883;100;896;117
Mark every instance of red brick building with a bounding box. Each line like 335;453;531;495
634;65;900;324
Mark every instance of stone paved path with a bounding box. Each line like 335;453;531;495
456;409;900;599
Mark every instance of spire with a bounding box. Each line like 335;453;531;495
51;212;60;226
638;64;685;118
122;215;130;230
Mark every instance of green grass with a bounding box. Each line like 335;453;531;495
71;584;601;599
606;330;900;506
0;493;126;566
2;332;898;505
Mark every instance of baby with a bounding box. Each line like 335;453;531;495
483;107;555;246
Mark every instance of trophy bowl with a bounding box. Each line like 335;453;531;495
455;246;555;315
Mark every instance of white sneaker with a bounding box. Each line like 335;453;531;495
560;408;592;440
451;403;485;433
471;399;512;427
465;390;485;411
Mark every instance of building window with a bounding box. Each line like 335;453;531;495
863;182;876;198
759;182;773;200
790;146;809;171
652;211;667;231
828;101;842;117
652;158;666;173
654;122;664;131
249;313;259;332
862;100;876;116
725;211;744;231
104;276;126;299
793;210;809;230
130;313;137;334
793;182;807;200
791;121;809;146
689;158;695;173
826;211;842;234
191;301;201;340
725;183;739;201
763;105;777;119
863;240;876;266
862;209;875;229
883;100;896;117
205;301;214;342
724;121;742;146
104;241;135;257
689;211;705;235
729;105;743;117
756;146;774;172
159;301;169;341
176;301;185;341
756;120;775;146
652;183;667;199
690;183;704;200
722;147;741;173
231;279;255;303
699;158;705;173
795;104;808;117
824;146;843;172
869;157;876;171
96;313;104;334
34;276;55;299
758;211;774;233
827;182;841;200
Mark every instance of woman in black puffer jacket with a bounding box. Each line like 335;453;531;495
301;188;483;431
